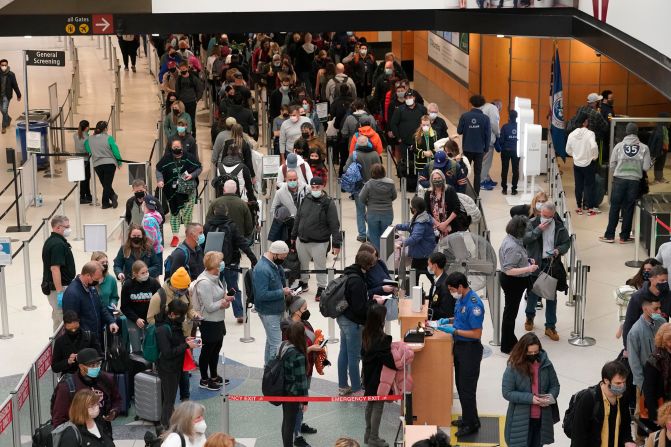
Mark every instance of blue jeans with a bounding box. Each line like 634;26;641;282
605;177;639;240
222;266;242;318
259;312;283;365
354;193;366;238
525;288;557;329
367;212;393;252
337;315;362;391
1;96;9;128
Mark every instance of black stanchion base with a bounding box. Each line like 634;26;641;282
6;225;31;232
625;260;644;268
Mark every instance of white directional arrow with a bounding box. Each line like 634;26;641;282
95;17;110;33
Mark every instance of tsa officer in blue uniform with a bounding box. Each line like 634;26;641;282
436;271;485;438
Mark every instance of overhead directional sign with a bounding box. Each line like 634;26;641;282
92;14;114;34
64;15;91;35
25;50;66;67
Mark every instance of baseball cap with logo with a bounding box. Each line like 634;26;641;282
587;93;603;103
434;151;448;169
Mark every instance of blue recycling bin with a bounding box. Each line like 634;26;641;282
16;120;49;168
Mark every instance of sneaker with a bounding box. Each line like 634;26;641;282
315;287;324;302
545;327;560;341
296;282;309;293
599;236;615;243
535;300;543;310
575;208;583;215
587;210;598;216
481;184;494;191
1;127;5;134
356;235;367;242
511;189;518;196
124;66;129;71
170;235;180;247
338;386;352;396
131;65;137;72
524;318;534;331
80;198;92;205
212;376;230;386
487;179;498;186
619;238;634;244
501;189;507;195
351;389;365;397
300;423;317;434
236;317;243;324
590;208;602;214
199;379;221;391
293;436;311;447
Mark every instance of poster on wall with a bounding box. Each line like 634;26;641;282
428;31;470;86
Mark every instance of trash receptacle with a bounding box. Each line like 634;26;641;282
16;120;49;168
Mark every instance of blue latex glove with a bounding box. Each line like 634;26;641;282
437;324;456;335
438;318;452;325
57;291;64;309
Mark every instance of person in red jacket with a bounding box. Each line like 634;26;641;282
349;116;384;155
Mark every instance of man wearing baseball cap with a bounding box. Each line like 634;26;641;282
291;177;342;302
254;240;293;365
569;92;609;144
51;348;121;437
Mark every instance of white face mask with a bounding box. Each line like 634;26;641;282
63;228;72;238
452;292;462;300
535;202;544;211
427;266;434;276
88;406;100;419
429;112;438;120
541;217;553;224
290;116;299;123
405;98;414;106
194;420;207;433
360;49;367;56
422;125;430;132
137;273;150;282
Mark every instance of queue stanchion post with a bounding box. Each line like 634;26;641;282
22;241;36;311
103;35;108;59
17;167;29;229
97;35;101;50
625;202;643;268
408;268;417;290
5;148;31;232
488;271;501;346
570;259;582;338
327;268;339;344
327;145;335;196
400;178;407;222
240;267;255;343
42;217;50;242
565;234;576;307
221;390;230;435
108;37;113;70
73;181;83;241
386;145;392;179
569;265;596;347
89;155;99;207
58;198;65;217
0;268;13;339
339;231;345;272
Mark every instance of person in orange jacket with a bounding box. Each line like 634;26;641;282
349;116;384;155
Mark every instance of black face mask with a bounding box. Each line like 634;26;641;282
171;315;185;325
180;70;188;76
101;263;109;274
274;256;285;266
172;109;180;115
169;68;176;73
526;354;539;363
134;191;145;200
66;328;80;338
300;310;311;321
172;149;183;156
301;132;310;140
308;159;319;166
130;237;143;245
90;280;99;288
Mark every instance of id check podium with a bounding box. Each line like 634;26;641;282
399;299;453;427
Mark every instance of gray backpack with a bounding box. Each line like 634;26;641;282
51;422;81;447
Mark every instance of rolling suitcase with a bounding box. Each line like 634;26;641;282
134;371;162;423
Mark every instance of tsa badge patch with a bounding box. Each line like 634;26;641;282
472;306;482;317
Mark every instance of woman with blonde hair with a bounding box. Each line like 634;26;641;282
194;251;234;391
646;401;671;446
204;433;235;447
164;99;193;139
334;438;360;447
510;191;548;218
90;251;118;308
161;401;208;447
59;389;114;447
643;323;671;430
113;224;162;280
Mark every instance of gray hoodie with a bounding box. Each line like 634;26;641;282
343;146;382;183
610;134;652;181
359;177;397;215
325;73;357;104
342;111;377;138
193;271;227;322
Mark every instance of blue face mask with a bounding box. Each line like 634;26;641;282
219;261;226;273
287;180;298;189
652;312;666;322
176;126;186;133
86;366;101;378
197;234;205;245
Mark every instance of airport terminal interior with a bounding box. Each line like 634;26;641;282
0;2;669;446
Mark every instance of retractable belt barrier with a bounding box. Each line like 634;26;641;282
228;394;402;403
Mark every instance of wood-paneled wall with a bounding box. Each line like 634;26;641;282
411;32;671;125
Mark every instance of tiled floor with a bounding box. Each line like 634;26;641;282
0;35;669;446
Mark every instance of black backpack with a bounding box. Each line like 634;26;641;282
563;385;598;438
261;342;290;406
164;243;190;278
33;374;78;447
243;268;255;307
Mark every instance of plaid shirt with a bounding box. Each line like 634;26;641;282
283;346;308;397
575;105;609;141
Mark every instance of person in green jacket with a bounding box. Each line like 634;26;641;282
502;333;560;447
84;121;122;209
91;251;118;308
